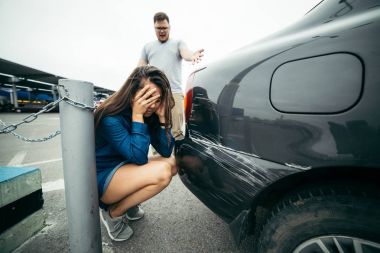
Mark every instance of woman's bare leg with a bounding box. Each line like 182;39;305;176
101;156;176;218
149;155;177;176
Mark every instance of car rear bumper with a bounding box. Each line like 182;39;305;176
175;135;302;242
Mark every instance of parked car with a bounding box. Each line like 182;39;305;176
175;0;380;252
0;95;12;112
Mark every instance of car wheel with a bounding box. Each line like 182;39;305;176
255;183;380;253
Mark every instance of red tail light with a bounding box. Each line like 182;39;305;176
184;88;193;123
184;73;195;123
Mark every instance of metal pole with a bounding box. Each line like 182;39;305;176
52;85;57;101
11;83;18;108
59;79;102;253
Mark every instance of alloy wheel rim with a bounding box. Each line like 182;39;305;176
293;235;380;253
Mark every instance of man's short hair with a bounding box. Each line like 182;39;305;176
154;12;169;23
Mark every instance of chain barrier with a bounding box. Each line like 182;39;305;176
0;83;96;142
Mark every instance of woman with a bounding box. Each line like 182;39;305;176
94;66;177;241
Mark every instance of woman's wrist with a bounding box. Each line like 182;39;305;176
158;116;166;123
159;122;172;129
159;122;166;129
158;116;166;124
132;113;144;123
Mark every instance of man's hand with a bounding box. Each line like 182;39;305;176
191;49;204;64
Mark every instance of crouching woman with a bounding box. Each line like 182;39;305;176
94;66;177;241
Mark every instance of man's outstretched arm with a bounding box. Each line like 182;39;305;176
180;48;204;64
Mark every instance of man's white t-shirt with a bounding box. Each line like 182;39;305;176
141;39;186;94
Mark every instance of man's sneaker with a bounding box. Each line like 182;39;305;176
125;205;145;221
100;209;133;241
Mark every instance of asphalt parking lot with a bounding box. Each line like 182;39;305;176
0;112;253;253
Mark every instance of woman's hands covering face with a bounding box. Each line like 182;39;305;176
132;85;160;115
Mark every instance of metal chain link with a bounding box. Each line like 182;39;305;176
0;83;95;142
58;84;96;111
0;119;61;142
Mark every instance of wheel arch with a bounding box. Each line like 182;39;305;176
248;166;380;234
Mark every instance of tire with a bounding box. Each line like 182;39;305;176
256;183;380;253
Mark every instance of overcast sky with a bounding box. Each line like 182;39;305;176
0;0;320;91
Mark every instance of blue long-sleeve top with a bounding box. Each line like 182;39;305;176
95;109;174;176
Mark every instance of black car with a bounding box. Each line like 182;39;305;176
175;0;380;252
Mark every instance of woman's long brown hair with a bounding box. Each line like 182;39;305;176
94;66;174;139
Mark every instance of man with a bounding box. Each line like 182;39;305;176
138;12;204;139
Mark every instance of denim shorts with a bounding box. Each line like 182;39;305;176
97;161;126;208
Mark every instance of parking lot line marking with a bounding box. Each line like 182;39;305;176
42;179;65;192
7;151;27;166
18;158;62;167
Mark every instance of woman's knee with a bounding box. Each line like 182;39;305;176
164;156;177;176
155;162;173;186
166;156;176;167
152;156;177;176
170;162;178;176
